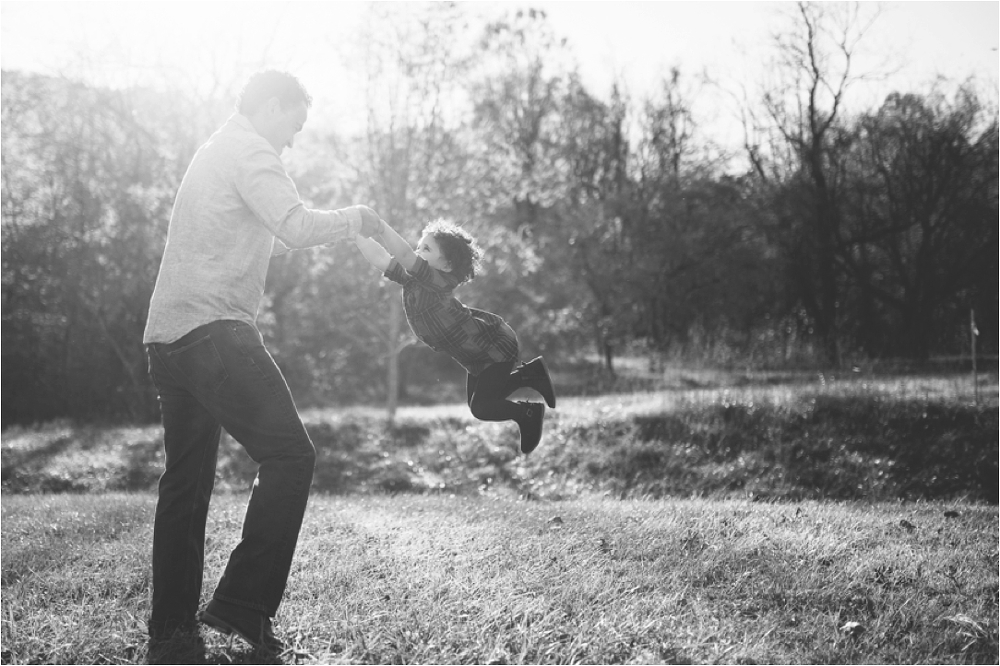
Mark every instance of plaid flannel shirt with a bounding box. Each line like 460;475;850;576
384;257;519;376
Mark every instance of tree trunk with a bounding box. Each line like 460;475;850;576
385;295;403;424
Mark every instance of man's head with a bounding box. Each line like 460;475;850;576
238;70;312;154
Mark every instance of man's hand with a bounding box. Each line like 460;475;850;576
356;206;385;238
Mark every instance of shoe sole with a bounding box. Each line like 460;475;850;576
199;610;281;655
536;359;557;408
520;404;545;455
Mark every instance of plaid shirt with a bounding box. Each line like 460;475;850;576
384;257;519;376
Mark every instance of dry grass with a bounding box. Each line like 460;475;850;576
1;369;997;663
1;493;997;664
4;372;995;502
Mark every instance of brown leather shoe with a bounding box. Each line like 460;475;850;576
199;599;284;655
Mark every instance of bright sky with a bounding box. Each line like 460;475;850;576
2;1;997;153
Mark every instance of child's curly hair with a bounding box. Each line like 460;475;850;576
423;219;482;283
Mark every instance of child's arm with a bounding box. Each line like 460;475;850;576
377;220;419;271
354;235;392;272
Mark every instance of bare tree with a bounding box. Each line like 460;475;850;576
349;3;476;422
741;2;880;366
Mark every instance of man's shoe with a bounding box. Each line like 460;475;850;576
517;357;556;408
199;599;284;655
146;622;205;665
517;402;545;454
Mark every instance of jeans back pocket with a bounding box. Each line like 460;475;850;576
166;334;229;395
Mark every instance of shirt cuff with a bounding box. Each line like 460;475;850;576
345;206;363;238
383;258;404;283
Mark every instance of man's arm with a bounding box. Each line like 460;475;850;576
355;236;392;272
235;141;382;247
377;221;419;271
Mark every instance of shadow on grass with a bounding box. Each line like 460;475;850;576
3;395;996;503
1;427;164;493
1;434;79;491
588;397;998;502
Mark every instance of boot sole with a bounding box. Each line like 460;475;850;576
519;404;545;455
536;359;557;408
199;610;282;655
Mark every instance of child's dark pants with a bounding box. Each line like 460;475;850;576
466;360;521;421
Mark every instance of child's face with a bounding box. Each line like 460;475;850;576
416;234;451;272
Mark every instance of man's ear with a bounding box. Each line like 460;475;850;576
264;96;282;116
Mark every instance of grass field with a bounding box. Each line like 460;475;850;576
3;370;996;502
2;369;998;664
2;493;997;664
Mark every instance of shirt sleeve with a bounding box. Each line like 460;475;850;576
383;259;409;286
234;141;363;248
406;256;457;292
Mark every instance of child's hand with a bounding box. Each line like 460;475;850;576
354;233;392;271
357;207;384;238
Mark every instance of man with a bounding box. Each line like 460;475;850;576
143;70;381;654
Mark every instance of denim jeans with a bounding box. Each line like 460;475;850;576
145;320;316;635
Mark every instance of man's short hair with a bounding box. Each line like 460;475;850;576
237;70;312;115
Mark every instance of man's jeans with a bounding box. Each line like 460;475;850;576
146;320;316;634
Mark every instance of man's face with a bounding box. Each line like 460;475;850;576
259;99;308;155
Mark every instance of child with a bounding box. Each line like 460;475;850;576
354;218;556;454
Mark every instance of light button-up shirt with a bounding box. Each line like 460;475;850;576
144;114;363;344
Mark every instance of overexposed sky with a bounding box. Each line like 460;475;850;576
534;1;998;91
2;1;997;152
3;2;996;85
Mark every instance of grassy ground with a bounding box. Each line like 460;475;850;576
1;368;997;664
2;493;997;665
3;371;997;502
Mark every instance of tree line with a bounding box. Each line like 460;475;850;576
2;4;996;425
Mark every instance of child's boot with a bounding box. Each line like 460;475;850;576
510;357;556;408
515;401;545;454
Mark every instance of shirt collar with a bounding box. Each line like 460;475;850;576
227;113;257;133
